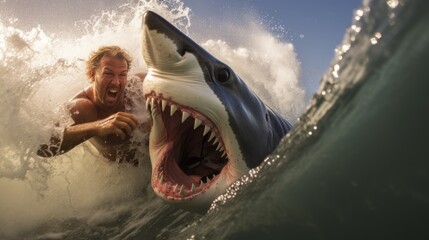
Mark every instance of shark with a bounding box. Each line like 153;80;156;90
141;11;293;210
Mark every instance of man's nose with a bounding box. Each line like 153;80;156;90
111;75;120;84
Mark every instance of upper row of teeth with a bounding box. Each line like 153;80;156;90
145;96;227;158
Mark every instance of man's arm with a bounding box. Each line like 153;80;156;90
37;98;139;157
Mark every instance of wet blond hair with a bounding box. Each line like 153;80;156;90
85;45;132;81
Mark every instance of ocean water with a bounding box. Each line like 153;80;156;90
0;0;428;239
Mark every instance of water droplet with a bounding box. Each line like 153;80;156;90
342;44;351;52
351;25;362;33
375;32;382;39
334;64;340;71
356;9;364;17
387;0;399;9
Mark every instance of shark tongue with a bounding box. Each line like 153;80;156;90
165;154;197;186
189;175;202;182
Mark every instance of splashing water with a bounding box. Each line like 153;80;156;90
0;0;304;239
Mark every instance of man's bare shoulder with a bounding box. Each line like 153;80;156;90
67;88;98;124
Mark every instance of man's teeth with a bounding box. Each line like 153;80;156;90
108;89;118;93
145;96;227;160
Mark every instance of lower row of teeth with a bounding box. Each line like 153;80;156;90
156;171;217;196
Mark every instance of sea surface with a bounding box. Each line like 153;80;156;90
1;0;428;239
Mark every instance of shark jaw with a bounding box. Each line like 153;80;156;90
142;33;248;208
141;10;293;210
145;92;233;205
144;73;247;208
142;13;249;211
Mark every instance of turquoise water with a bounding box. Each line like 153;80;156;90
1;0;428;239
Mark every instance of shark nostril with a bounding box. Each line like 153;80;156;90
177;48;186;56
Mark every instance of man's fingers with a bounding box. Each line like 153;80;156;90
96;112;140;138
115;112;139;129
114;121;133;136
113;127;127;140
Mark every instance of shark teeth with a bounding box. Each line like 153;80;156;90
161;99;167;111
182;111;190;122
208;132;215;142
155;170;217;197
194;118;202;129
170;104;177;116
145;95;228;161
203;125;210;136
147;94;229;198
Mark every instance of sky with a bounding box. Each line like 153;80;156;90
183;0;363;99
0;0;362;99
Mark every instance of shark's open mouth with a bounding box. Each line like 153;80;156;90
145;93;229;200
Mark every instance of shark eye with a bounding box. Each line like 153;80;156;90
217;68;230;83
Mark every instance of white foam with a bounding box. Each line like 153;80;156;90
0;0;305;238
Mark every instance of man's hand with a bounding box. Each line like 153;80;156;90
95;112;139;140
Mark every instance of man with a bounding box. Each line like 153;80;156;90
38;45;150;164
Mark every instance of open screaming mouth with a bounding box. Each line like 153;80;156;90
107;89;118;99
145;93;229;200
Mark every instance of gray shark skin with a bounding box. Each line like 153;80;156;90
141;11;292;210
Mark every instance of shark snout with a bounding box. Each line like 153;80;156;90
142;11;213;70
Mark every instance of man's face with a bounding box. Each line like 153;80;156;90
92;55;128;109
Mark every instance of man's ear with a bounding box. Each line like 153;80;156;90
89;70;95;82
